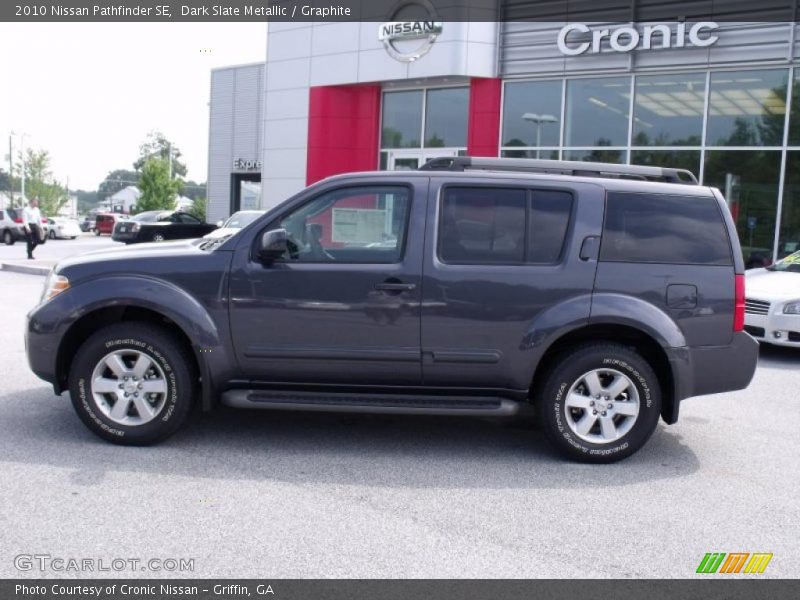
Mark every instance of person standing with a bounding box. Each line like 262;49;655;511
22;198;42;260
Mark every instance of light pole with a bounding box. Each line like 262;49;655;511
11;131;29;204
522;113;558;159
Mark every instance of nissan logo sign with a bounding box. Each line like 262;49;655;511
378;0;443;63
557;22;720;56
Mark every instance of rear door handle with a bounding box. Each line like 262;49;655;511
374;282;416;292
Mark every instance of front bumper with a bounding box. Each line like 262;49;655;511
745;308;800;348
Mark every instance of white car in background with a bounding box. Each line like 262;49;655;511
204;210;266;240
46;217;81;240
744;250;800;348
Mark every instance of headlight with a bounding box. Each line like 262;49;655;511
783;301;800;315
41;272;70;303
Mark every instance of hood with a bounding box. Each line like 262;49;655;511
56;239;201;271
745;268;800;301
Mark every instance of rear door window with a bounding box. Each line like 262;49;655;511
601;192;732;265
439;186;573;265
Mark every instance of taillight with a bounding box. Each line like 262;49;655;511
13;217;22;224
734;274;745;332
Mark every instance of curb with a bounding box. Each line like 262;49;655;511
1;262;52;276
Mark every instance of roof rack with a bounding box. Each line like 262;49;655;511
419;156;698;185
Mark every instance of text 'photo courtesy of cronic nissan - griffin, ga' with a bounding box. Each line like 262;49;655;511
25;157;758;463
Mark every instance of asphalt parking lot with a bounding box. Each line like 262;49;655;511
0;263;798;579
0;232;121;269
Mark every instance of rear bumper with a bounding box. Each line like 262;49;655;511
664;331;759;424
111;231;138;243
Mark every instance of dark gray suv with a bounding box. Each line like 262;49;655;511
25;158;758;462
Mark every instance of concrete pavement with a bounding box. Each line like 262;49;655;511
0;268;798;579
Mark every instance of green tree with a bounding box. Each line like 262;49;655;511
0;168;10;192
187;197;207;222
134;131;187;178
20;148;69;216
75;189;99;214
136;157;181;212
182;180;207;201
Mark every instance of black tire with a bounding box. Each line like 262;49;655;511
152;233;165;242
68;322;197;445
49;229;56;240
94;229;100;236
3;230;13;245
537;343;661;463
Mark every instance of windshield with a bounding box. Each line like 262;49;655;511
222;212;263;229
769;251;800;273
131;211;163;223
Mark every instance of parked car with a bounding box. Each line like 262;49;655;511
95;213;127;236
204;210;266;240
1;208;48;245
47;217;82;240
112;210;217;244
0;208;25;245
744;250;800;347
79;216;95;233
25;157;758;462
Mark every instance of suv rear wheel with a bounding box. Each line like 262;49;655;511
3;230;13;245
538;343;661;463
68;322;196;445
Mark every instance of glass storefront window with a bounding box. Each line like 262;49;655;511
704;150;781;268
787;71;800;145
502;80;562;148
565;77;630;147
381;90;423;148
501;149;560;160
424;88;468;148
633;73;705;146
630;150;701;178
706;69;788;147
563;148;625;163
779;152;800;258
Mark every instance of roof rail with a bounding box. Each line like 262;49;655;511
419;156;698;185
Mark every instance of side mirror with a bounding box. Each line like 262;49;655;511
258;228;288;263
216;220;223;228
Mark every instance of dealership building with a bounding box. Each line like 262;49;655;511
207;14;800;264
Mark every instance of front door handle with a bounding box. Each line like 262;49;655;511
374;282;416;292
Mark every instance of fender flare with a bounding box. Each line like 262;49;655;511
588;292;687;348
56;275;233;410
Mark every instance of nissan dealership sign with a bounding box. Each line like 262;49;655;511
557;22;720;56
378;0;443;62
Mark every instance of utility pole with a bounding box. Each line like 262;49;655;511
167;142;173;179
19;133;27;202
7;134;13;207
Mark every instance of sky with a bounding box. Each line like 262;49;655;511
0;23;266;190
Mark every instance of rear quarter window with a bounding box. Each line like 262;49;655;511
600;192;732;265
438;186;573;265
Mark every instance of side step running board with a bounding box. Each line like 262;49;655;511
221;389;520;416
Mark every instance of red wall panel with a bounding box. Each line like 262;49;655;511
467;78;502;157
306;84;382;185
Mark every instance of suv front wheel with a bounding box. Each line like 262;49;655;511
538;343;661;463
68;322;196;445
